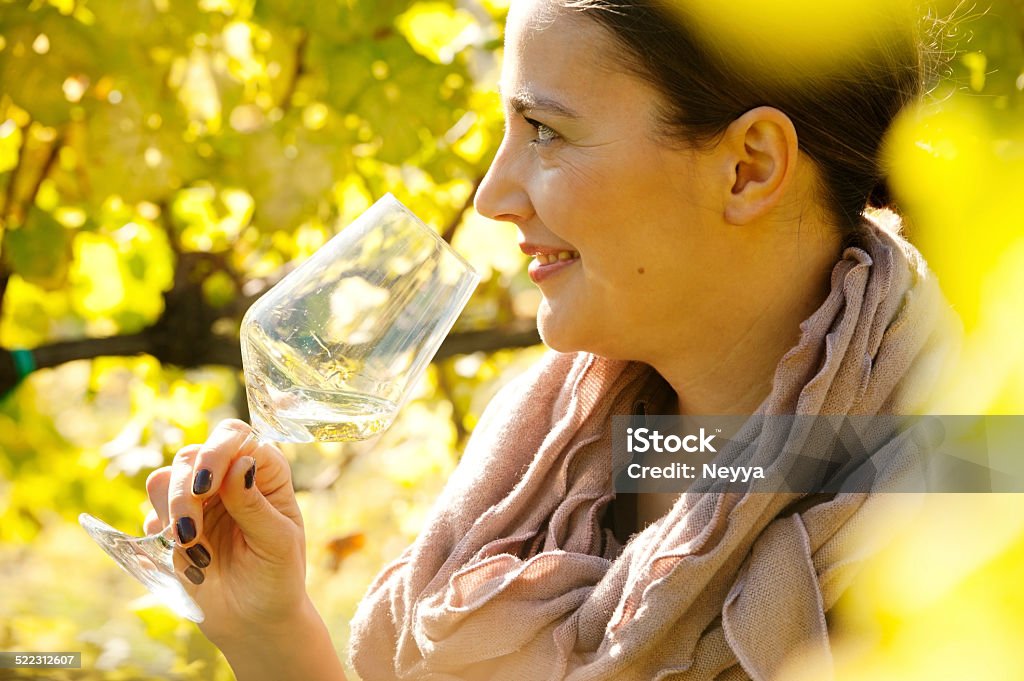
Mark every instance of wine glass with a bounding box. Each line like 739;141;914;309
78;193;480;623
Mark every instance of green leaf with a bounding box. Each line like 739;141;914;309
1;207;71;290
0;4;101;126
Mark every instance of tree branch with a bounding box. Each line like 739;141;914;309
20;130;64;226
434;320;540;360
435;362;468;445
0;119;31;227
0;164;540;398
32;332;151;368
441;176;483;244
0;266;9;323
156;199;183;257
0;122;61;324
0;321;541;396
279;29;309;113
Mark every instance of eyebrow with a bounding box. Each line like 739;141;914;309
505;89;580;119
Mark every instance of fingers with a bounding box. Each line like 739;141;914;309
158;418;299;580
172;544;206;587
166;444;205;549
218;441;299;551
190;419;296;524
148;458;210;579
143;508;163;536
166;420;254;549
190;419;258;502
145;466;172;531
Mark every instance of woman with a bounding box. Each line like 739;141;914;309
145;0;958;678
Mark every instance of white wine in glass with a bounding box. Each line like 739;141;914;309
80;193;480;622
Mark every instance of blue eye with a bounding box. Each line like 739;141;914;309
524;117;559;146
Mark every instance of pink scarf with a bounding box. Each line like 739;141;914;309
349;211;959;680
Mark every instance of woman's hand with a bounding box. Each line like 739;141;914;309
144;419;308;647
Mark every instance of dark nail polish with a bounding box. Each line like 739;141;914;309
184;566;205;585
244;462;256;490
186;543;211;568
192;468;212;495
176;516;196;545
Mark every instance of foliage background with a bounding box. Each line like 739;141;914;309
0;0;1022;679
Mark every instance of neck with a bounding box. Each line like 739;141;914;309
654;300;803;416
649;228;842;417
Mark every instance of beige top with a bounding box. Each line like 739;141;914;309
349;211;960;681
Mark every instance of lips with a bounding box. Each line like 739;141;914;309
533;250;579;264
520;242;580;284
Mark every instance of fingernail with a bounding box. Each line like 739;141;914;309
186;543;211;568
184;566;205;585
192;469;212;495
176;516;197;545
244;461;257;490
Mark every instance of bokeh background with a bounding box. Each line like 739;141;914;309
0;0;1022;679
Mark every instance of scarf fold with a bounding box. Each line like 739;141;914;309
349;211;960;681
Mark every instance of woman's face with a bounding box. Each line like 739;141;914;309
475;0;749;363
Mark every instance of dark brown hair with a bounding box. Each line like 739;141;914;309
560;0;930;235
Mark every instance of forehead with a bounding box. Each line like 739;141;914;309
501;0;626;103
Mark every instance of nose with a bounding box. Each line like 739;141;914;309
473;134;532;225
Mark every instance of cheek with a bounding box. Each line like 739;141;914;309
554;152;607;190
530;154;617;224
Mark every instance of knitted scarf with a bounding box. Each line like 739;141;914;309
348;210;959;680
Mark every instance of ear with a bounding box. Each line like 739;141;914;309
718;107;799;225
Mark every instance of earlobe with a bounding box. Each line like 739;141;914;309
722;107;798;226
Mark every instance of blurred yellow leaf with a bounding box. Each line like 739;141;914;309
678;0;913;78
452;207;526;279
0;117;24;173
396;2;475;65
70;232;126;314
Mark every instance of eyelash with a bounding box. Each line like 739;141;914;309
523;117;560;146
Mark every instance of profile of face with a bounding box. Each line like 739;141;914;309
474;0;831;370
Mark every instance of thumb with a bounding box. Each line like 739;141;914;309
218;455;295;550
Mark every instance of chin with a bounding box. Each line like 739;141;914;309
537;326;577;353
536;303;575;352
536;303;597;355
537;304;641;361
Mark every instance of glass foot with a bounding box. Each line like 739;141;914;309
79;513;205;623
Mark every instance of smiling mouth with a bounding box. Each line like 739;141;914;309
533;250;579;265
527;250;580;284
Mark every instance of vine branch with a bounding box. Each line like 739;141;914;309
441;176;483;244
0;119;31;228
0;320;540;396
279;29;310;113
21;129;64;225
